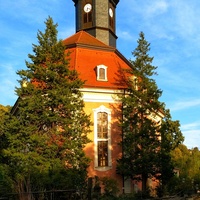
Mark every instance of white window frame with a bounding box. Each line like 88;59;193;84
93;105;112;171
96;65;108;81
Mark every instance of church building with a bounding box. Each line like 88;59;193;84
63;0;135;194
8;0;166;196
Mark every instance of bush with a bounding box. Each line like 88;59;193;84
101;177;119;197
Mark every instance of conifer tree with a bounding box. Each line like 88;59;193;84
117;32;183;195
1;17;91;199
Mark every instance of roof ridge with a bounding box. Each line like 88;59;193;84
76;30;83;43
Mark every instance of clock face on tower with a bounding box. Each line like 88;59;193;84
109;8;113;18
84;3;92;13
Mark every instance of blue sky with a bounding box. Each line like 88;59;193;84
1;0;200;149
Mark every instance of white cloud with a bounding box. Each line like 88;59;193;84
144;0;169;17
182;122;200;131
180;121;200;149
182;129;200;149
170;99;200;112
170;1;200;37
117;30;134;41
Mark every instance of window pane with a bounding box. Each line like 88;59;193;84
109;17;114;28
97;112;108;138
84;12;92;23
99;68;105;79
98;141;108;167
88;12;92;22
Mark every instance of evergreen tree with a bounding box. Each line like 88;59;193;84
157;110;183;196
117;32;183;195
1;17;91;199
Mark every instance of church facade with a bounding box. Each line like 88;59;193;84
63;0;135;194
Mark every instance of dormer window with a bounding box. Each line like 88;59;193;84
97;65;108;81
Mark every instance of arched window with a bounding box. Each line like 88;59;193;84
97;112;108;166
83;2;92;24
109;7;114;30
93;105;111;171
84;11;92;23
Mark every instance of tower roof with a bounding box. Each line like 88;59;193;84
112;0;119;5
63;31;114;50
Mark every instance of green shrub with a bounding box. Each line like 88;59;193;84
101;177;119;197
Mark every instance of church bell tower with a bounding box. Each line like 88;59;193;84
72;0;119;47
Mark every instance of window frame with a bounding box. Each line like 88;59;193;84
93;105;112;171
83;10;92;24
96;65;108;81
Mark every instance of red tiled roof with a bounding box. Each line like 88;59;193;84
63;31;113;50
63;31;131;89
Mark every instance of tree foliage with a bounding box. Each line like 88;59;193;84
172;144;200;180
0;17;91;199
117;32;184;195
166;144;200;195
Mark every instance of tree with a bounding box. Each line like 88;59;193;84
117;32;183;196
0;105;11;143
171;144;200;193
0;105;13;197
1;17;91;199
157;110;183;195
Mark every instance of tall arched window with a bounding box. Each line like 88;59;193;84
109;6;114;30
83;2;92;24
84;10;92;23
93;105;111;171
97;112;108;166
